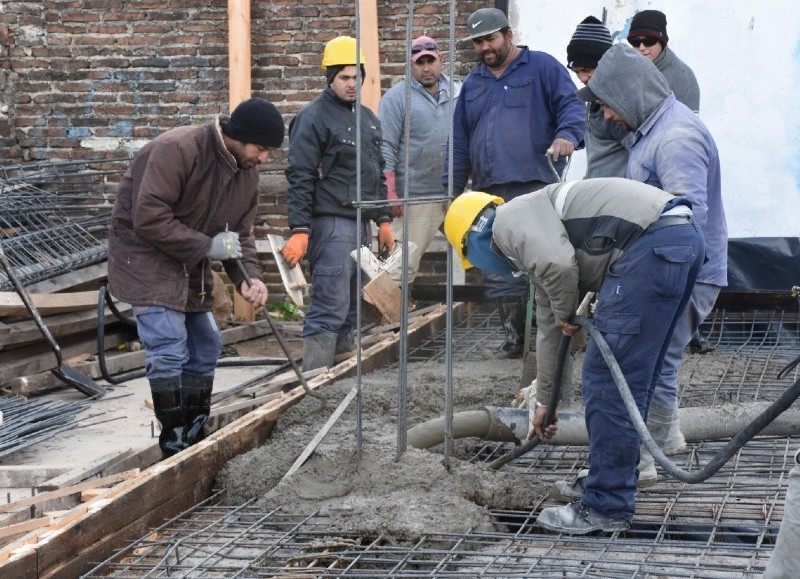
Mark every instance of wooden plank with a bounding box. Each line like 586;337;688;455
0;304;133;351
362;271;403;325
281;387;358;482
25;263;109;295
0;303;456;577
0;470;139;514
0;517;53;540
0;320;273;388
238;366;326;397
0;291;106;318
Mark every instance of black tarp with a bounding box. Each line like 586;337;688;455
726;237;800;291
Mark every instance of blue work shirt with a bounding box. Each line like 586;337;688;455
625;94;727;287
445;46;585;194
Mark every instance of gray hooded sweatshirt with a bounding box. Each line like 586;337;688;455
581;43;727;287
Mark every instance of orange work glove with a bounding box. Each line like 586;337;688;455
377;222;395;259
281;232;309;268
384;171;403;218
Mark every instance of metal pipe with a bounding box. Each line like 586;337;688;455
407;403;800;450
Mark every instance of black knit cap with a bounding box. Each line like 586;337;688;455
325;64;367;86
628;9;669;47
222;97;285;149
567;15;613;69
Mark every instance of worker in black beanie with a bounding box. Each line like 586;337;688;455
628;9;669;48
222;97;285;149
567;15;613;70
565;16;627;179
108;95;283;457
627;9;700;112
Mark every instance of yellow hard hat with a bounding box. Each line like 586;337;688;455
322;36;367;70
444;191;504;269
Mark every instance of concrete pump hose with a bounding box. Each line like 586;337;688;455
407;407;520;449
573;314;800;484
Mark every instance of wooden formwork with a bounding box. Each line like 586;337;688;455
0;303;457;578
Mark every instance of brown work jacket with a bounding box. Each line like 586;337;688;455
108;119;260;312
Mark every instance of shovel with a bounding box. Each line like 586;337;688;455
0;246;106;398
234;259;326;403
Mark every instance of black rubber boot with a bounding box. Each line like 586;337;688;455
182;373;213;446
150;376;188;457
302;332;337;372
495;297;527;359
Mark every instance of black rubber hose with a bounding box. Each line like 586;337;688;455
97;286;143;384
489;333;569;469
574;314;800;484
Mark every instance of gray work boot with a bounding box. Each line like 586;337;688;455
334;328;357;362
302;332;337;372
661;406;687;455
495;297;527;359
537;501;629;534
551;468;589;502
637;404;676;487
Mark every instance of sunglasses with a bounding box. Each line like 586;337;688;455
411;42;438;54
629;36;659;48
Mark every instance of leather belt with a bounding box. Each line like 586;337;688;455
648;213;693;233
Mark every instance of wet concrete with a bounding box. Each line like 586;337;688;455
216;358;549;543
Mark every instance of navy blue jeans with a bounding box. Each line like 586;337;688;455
304;215;370;339
133;306;222;379
581;219;704;522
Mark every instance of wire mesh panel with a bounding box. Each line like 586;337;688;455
81;309;799;577
0;158;127;290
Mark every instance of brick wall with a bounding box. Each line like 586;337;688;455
1;0;487;300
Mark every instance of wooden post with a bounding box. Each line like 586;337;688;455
227;0;251;108
358;0;381;114
228;0;256;322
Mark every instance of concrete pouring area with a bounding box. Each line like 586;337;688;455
65;303;800;578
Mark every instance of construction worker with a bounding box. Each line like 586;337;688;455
108;97;283;457
577;43;726;487
627;9;700;112
378;35;461;283
445;7;585;359
565;15;627;179
765;448;800;577
283;36;395;372
444;178;704;533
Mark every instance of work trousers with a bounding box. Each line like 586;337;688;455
649;282;721;409
482;181;546;299
304;215;369;339
581;218;704;522
133;306;221;379
387;200;447;284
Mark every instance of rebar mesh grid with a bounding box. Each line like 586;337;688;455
83;308;798;577
0;158;127;290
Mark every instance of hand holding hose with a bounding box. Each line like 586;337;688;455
532;403;559;440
